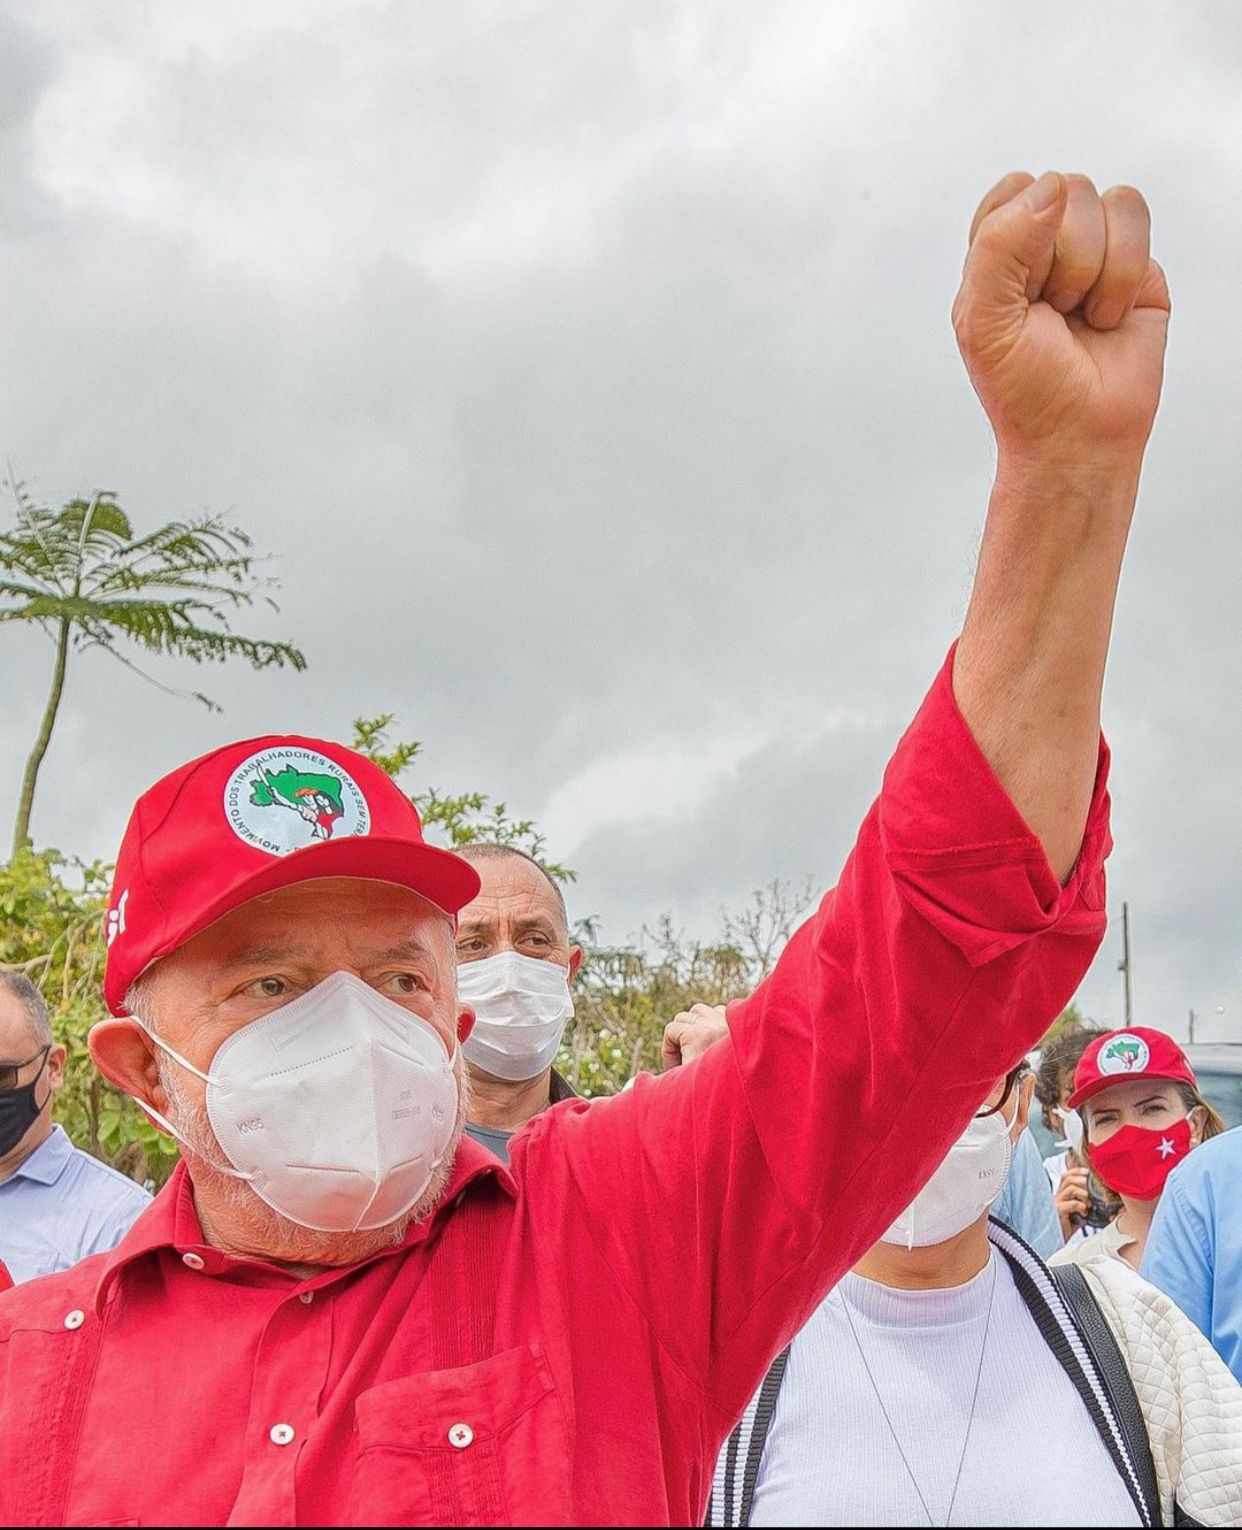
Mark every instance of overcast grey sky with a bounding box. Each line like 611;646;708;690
2;1;1240;1040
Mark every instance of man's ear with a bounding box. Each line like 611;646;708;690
46;1044;68;1093
456;1005;476;1045
568;946;583;982
89;1019;164;1111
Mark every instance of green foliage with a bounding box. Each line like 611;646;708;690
0;848;177;1187
2;477;307;852
351;714;575;884
559;880;817;1095
0;483;306;684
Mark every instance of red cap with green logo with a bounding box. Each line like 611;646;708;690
1067;1026;1197;1111
102;736;480;1015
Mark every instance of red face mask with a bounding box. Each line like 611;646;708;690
1087;1116;1192;1200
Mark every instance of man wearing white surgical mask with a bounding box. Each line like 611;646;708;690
453;844;582;1163
711;1064;1242;1528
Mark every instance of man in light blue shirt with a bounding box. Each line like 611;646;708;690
0;971;149;1284
994;1123;1063;1259
1142;1126;1242;1384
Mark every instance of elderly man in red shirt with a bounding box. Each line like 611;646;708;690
0;172;1168;1527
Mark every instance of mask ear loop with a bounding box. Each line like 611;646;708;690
26;1044;54;1115
129;1021;254;1184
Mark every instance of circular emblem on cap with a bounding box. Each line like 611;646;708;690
223;747;370;856
1098;1032;1151;1076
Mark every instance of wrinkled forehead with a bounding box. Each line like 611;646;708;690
145;877;456;988
458;855;568;936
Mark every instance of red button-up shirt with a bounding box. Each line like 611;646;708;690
0;657;1111;1527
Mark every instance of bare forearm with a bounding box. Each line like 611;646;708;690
954;452;1142;882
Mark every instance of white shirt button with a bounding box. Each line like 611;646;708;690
269;1423;296;1447
448;1422;474;1449
181;1252;206;1271
63;1310;85;1330
298;1290;314;1305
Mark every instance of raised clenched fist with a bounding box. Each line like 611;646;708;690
952;172;1171;463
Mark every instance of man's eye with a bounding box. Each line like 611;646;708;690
385;973;426;996
251;976;287;999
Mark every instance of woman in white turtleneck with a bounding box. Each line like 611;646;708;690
703;1060;1242;1529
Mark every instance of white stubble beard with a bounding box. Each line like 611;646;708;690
156;1049;471;1268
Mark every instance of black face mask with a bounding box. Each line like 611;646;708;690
0;1046;51;1157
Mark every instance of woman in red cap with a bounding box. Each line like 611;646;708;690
1050;1027;1225;1272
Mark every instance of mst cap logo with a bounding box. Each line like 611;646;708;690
1098;1032;1151;1076
224;747;371;856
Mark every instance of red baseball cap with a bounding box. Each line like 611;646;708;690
102;735;481;1015
1067;1027;1197;1111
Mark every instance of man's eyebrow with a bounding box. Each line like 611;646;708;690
455;918;494;936
511;913;559;932
370;939;437;962
219;943;309;969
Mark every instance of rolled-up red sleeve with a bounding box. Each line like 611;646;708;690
532;646;1111;1446
880;649;1110;965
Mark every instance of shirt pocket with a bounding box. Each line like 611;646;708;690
350;1343;571;1527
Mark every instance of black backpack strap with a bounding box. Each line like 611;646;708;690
706;1346;791;1528
1050;1264;1165;1526
739;1347;791;1527
989;1219;1162;1528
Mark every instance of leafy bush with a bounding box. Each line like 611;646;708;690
560;881;818;1095
0;848;177;1186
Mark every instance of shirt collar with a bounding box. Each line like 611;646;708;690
92;1133;516;1314
9;1123;75;1186
1101;1217;1137;1251
549;1068;578;1104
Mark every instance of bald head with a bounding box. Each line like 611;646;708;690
454;845;579;975
456;844;569;935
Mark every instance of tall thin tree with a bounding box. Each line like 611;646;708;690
1;479;307;855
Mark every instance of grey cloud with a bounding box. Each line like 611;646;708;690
0;1;1240;1043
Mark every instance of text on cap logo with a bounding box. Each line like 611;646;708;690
1098;1033;1151;1076
223;748;371;857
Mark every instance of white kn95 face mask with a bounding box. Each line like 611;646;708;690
135;970;460;1232
880;1088;1020;1250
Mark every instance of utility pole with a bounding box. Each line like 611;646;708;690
1118;901;1133;1027
1188;1008;1197;1045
